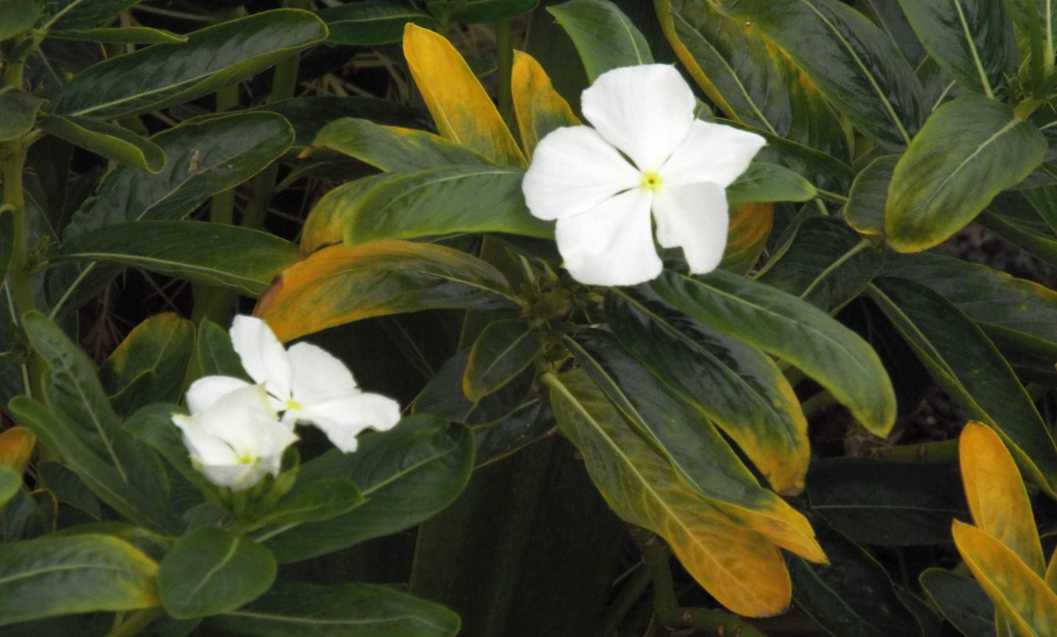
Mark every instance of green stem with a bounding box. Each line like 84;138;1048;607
870;439;958;463
105;608;163;637
495;20;514;128
603;563;652;634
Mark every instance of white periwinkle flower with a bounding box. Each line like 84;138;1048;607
522;64;767;286
187;315;401;453
172;384;298;491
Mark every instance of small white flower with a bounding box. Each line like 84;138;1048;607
522;64;767;286
171;385;298;491
187;315;401;453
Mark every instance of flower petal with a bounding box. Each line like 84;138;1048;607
661;121;767;188
299;393;402;453
199;464;268;491
287;342;359;405
581;65;696;171
196;385;294;457
172;413;238;466
653;182;729;275
186;375;254;414
229;315;293;401
522;125;640;220
555;188;662;286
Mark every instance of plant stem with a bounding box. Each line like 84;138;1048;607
495;20;514;128
602;563;652;634
870;439;958;463
105;608;163;637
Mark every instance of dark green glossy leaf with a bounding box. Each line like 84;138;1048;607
726;161;817;205
251;478;364;529
320;1;436;45
606;290;809;494
47;0;140;29
0;90;45;142
58;221;300;295
807;458;967;546
868;278;1057;497
260;416;473;563
208;581;460;637
48;26;187;44
886;96;1045;252
757;217;883;312
39;114;166;173
897;0;1015;96
707;0;925;148
549;0;653;81
981;208;1057;268
260;96;420;149
857;0;926;64
447;0;538;22
0;534;158;627
919;567;994;637
463;319;540;402
844;154;898;238
195;319;246;379
0;0;40;41
652;270;896;436
56;9;327;118
159;528;276;619
101;312;194;415
124;402;215;502
310;117;489;172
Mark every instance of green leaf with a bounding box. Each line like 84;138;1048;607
101;313;194;415
757;217;883;312
48;26;188;44
981;208;1057;269
703;0;925;148
251;478;364;530
46;0;141;29
548;0;653;81
448;0;538;22
124;403;215;502
259;96;420;149
57;221;300;295
0;90;45;143
260;416;473;563
255;241;517;343
159;528;276;619
652;269;896;436
656;0;849;158
319;1;436;45
919;567;994;637
208;581;460;637
726;161;817;205
606;290;809;494
0;0;40;41
463;319;541;402
806;458;968;546
39;114;166;173
896;0;1016;96
0;213;11;288
843;154;898;238
868;279;1057;497
0;465;20;508
885;95;1046;252
309;118;490;172
195;319;246;379
55;9;328;118
544;369;796;617
301;167;551;255
0;534;158;627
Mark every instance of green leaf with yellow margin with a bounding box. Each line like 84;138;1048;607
308;117;490;172
545;368;794;617
464;319;541;403
254;241;517;343
960;421;1046;575
403;24;525;167
844;154;898;238
0;534;159;627
953;521;1057;637
721;202;773;274
511;50;579;157
101;312;195;415
656;0;849;158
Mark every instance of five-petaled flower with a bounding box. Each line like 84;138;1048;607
522;64;766;286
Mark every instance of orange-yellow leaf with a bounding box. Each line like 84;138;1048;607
1047;549;1057;592
960;421;1045;575
722;202;774;274
511;50;579;157
254;241;515;342
713;497;827;565
403;24;525;167
953;520;1057;637
0;427;35;475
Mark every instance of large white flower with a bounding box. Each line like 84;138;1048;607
522;64;767;286
172;385;298;491
187;315;401;453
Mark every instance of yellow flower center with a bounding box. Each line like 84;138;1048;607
237;453;256;465
640;171;663;191
285;399;303;412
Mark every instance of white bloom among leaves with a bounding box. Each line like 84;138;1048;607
522;64;767;286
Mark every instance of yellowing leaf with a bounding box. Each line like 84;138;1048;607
960;421;1045;575
0;427;36;475
511;50;579;157
722;202;774;274
403;24;525;167
547;369;795;617
254;241;516;342
953;520;1057;637
1047;549;1057;592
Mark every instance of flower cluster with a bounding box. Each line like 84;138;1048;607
522;64;766;286
171;316;401;491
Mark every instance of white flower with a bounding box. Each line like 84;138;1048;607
522;64;767;286
172;385;298;491
187;315;402;453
